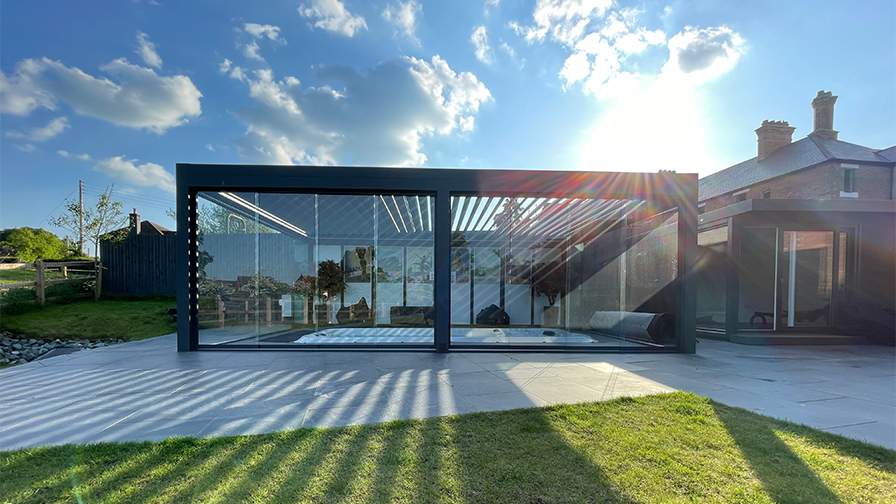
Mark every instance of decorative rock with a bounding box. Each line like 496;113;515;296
0;332;125;367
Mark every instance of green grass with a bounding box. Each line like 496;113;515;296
1;393;893;504
0;268;92;284
0;299;175;342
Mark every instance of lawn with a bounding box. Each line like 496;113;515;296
1;393;893;504
0;299;176;342
0;267;92;284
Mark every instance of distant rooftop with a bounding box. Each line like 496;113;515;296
700;133;895;201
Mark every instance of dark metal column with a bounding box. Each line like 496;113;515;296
677;178;699;354
176;165;197;351
434;189;451;353
724;217;740;340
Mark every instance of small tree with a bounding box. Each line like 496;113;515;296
0;227;67;262
50;185;127;260
532;260;566;306
317;260;346;305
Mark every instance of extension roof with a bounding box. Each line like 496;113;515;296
699;133;896;201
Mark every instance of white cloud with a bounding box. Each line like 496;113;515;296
0;57;201;133
6;116;69;142
514;4;741;100
485;0;501;14
243;41;264;62
663;26;744;83
559;51;591;85
382;1;421;45
206;144;215;152
500;42;516;58
219;59;232;75
0;66;54;116
471;26;494;64
57;150;91;160
299;0;367;37
14;143;35;152
94;155;176;193
523;0;614;45
229;55;491;167
244;23;284;43
239;23;286;62
135;31;162;68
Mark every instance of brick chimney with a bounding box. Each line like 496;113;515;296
811;90;838;139
755;120;796;161
129;208;140;236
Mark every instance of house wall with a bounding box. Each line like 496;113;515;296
702;162;894;212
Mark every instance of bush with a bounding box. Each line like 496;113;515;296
198;279;235;297
0;227;68;262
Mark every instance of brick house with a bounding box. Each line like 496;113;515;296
695;91;895;344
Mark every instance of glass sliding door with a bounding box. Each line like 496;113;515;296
195;191;434;347
780;231;834;328
738;227;778;331
448;195;680;349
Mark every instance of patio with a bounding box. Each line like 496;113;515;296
1;335;893;451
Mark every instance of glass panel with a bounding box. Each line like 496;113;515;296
781;231;834;328
196;191;433;347
738;228;777;331
256;193;316;344
449;196;679;349
696;225;727;332
196;191;312;345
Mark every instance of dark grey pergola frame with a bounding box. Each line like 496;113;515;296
176;164;699;354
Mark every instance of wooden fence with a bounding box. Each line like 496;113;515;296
0;260;100;305
100;234;177;296
198;295;282;327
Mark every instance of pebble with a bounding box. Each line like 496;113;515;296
0;331;123;366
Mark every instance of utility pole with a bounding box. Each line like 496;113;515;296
79;180;84;254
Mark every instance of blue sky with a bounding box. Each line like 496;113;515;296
2;0;894;237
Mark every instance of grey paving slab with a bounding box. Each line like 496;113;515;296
1;335;894;451
463;390;548;412
440;371;523;396
823;421;896;449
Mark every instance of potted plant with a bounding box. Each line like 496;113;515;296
533;260;565;328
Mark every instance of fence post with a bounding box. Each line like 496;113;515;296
216;295;224;327
35;260;45;307
244;300;249;324
61;266;68;279
266;297;272;326
95;261;102;301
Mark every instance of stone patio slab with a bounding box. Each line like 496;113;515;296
1;334;893;450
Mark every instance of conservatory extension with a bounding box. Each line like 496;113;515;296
176;165;698;353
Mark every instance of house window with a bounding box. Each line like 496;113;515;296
762;190;771;199
734;193;747;203
844;169;857;193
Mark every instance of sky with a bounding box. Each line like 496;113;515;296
1;0;894;237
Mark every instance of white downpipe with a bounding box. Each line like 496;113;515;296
787;232;797;327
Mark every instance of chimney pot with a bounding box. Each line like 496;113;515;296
129;209;141;236
811;90;838;139
755;120;796;161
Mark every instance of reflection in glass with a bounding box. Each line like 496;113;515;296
449;196;679;348
196;192;434;347
781;231;834;328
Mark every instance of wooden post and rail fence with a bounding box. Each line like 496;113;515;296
197;295;281;327
0;260;100;305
